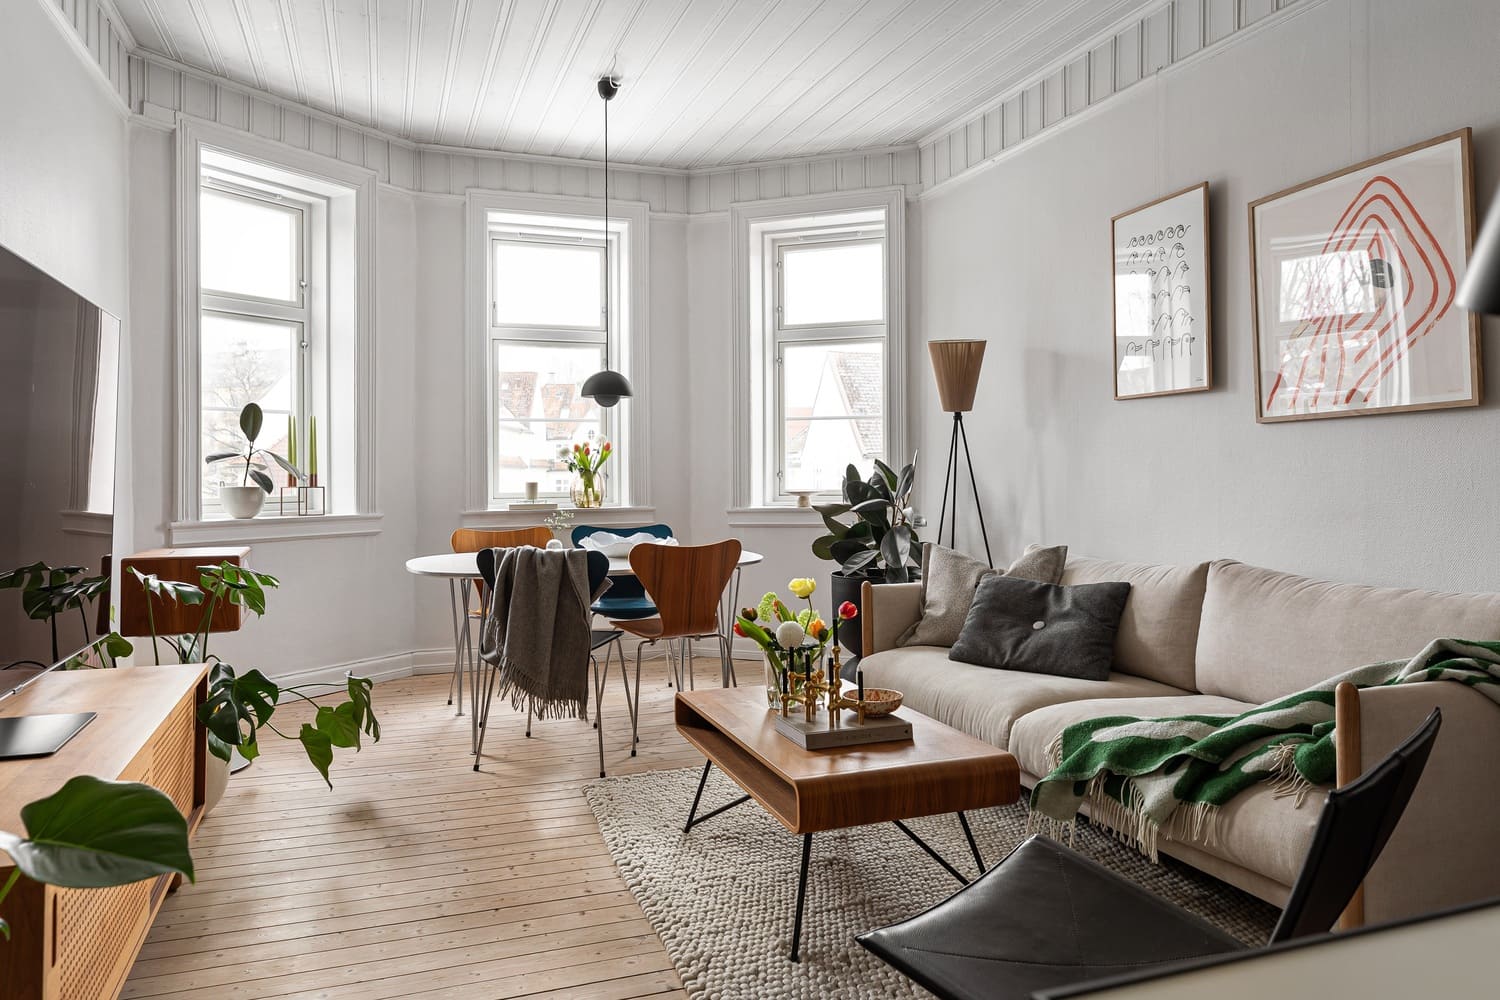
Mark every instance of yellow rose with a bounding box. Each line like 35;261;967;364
788;577;817;599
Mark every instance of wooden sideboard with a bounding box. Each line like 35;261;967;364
0;665;209;1000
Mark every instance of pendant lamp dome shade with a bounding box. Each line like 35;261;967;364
581;71;633;408
1459;188;1500;314
581;369;633;407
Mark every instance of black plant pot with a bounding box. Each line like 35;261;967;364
830;570;880;659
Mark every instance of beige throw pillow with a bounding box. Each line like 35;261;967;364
897;542;1068;648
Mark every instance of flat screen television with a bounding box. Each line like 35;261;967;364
0;243;120;689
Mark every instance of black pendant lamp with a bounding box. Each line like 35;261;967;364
581;74;633;407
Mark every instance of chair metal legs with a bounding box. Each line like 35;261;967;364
591;639;618;779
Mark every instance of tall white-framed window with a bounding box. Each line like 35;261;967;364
487;218;621;503
197;174;316;516
465;192;650;514
731;189;906;512
174;118;377;536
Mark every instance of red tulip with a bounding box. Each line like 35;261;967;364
733;621;748;638
838;601;858;621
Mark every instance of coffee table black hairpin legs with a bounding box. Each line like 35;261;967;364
957;811;985;875
790;832;813;962
682;760;751;833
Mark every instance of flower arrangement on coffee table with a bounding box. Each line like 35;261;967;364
734;577;857;709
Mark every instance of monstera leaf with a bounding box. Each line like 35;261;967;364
0;776;193;895
198;663;280;763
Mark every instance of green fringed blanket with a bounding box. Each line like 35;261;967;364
1030;637;1500;860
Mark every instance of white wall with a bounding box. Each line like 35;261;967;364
916;0;1500;593
0;0;127;318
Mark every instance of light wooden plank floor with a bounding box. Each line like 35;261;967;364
124;651;744;1000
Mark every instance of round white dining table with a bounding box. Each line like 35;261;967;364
405;547;764;755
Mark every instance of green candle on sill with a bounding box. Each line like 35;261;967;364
308;415;318;487
286;414;298;486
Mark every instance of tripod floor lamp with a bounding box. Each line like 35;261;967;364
929;339;992;566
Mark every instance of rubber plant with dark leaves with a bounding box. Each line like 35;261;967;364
0;776;194;941
811;457;920;583
130;561;380;787
204;401;301;494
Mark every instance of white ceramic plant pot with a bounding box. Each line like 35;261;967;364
220;485;266;519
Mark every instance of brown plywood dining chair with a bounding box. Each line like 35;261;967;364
613;539;742;755
448;527;553;707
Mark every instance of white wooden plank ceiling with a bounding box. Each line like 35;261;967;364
112;0;1154;168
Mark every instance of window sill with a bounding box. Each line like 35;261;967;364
169;513;383;545
726;506;824;528
461;506;658;529
60;510;113;537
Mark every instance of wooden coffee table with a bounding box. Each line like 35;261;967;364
674;686;1020;960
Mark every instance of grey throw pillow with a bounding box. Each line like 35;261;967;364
898;542;1068;647
949;575;1131;681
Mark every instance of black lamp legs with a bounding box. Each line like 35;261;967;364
934;411;992;567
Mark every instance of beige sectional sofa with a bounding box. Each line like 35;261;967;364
859;556;1500;926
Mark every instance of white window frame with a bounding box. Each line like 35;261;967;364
485;223;619;505
465;191;651;515
173;117;378;539
768;227;888;501
729;189;907;516
197;178;315;519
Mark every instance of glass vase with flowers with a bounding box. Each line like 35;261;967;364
566;439;612;508
734;577;858;708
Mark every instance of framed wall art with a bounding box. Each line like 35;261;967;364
1111;182;1213;399
1249;128;1479;423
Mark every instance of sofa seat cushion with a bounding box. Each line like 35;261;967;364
1010;695;1325;889
856;646;1187;749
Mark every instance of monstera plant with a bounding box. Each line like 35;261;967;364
130;561;380;788
0;562;115;668
0;776;193;941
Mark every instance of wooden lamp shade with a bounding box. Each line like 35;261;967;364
928;340;987;413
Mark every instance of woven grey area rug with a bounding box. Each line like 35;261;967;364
583;766;1279;1000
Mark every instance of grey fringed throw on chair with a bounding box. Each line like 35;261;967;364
479;546;597;721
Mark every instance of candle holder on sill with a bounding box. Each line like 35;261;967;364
279;484;326;516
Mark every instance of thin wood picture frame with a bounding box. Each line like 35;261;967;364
1248;128;1480;423
1111;181;1214;400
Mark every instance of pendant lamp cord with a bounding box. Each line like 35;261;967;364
602;80;611;369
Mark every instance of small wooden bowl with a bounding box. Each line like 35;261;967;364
860;688;903;717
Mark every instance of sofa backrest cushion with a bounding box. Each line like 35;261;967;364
1195;560;1500;704
1059;556;1209;690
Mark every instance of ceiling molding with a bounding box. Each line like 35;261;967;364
32;0;134;111
134;53;922;213
917;0;1330;196
106;0;1160;169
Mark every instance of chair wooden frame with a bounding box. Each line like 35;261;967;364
612;539;742;755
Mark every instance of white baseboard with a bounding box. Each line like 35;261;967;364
271;634;762;688
269;650;419;688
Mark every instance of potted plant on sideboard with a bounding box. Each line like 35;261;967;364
130;561;380;808
205;402;301;519
811;456;918;660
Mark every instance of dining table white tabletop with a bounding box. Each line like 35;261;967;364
405;548;764;578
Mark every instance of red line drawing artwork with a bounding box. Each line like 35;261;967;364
1264;174;1458;414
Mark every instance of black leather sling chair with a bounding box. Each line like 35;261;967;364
858;708;1442;1000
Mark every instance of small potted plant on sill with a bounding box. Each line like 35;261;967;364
810;457;919;660
206;402;301;519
